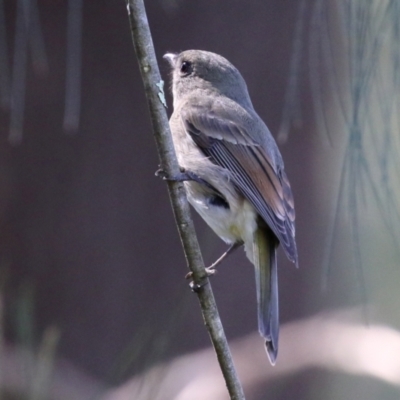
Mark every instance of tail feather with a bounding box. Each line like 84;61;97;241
253;226;279;365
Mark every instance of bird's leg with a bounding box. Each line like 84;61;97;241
155;167;215;191
207;241;242;272
185;242;242;280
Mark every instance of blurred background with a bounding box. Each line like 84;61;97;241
0;0;400;399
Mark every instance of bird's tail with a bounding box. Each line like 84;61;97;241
253;226;279;365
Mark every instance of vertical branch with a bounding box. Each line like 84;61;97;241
125;1;245;399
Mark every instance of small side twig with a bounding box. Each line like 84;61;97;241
125;1;245;399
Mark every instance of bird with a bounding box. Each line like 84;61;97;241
163;50;298;364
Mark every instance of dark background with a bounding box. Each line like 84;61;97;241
1;1;399;399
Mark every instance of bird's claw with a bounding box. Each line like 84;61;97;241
156;167;217;192
155;168;169;180
155;167;189;182
185;267;216;292
185;267;216;280
189;281;204;293
205;266;217;276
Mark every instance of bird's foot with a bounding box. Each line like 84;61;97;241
188;280;204;293
185;266;216;281
155;167;185;182
155;167;215;190
185;242;242;290
185;267;216;293
205;266;217;276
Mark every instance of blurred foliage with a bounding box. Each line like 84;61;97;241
280;0;400;307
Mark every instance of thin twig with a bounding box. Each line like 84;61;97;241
124;1;245;399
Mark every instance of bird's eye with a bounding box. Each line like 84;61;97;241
180;61;192;75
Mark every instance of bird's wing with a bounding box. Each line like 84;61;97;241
181;103;298;265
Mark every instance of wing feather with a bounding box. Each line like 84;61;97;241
182;103;298;265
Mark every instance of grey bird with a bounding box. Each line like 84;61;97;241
163;50;298;364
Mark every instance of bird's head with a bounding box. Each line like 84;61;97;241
164;50;250;106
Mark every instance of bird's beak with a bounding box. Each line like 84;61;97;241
163;53;177;66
